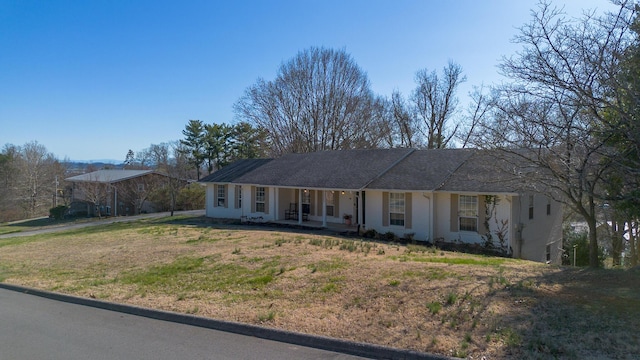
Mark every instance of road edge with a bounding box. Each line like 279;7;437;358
0;282;452;360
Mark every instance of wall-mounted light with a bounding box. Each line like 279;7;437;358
341;191;345;195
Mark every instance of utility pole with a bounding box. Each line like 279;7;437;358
53;175;59;207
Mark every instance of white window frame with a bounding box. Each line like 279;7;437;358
255;187;265;213
325;191;334;217
459;195;478;232
302;190;310;214
389;192;405;226
217;185;226;207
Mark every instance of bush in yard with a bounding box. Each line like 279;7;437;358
563;227;605;267
49;205;67;220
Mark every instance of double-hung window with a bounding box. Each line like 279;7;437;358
459;195;478;232
217;185;226;207
528;195;534;219
389;192;405;226
255;187;265;213
302;190;310;214
325;191;335;216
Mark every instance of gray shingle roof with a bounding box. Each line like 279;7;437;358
199;159;273;183
65;170;156;183
206;148;537;194
436;150;525;193
366;149;474;191
234;148;414;190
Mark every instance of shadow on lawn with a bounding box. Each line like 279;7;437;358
493;267;640;359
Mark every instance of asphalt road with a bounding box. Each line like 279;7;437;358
0;288;369;360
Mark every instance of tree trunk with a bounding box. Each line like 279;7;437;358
587;195;599;267
629;221;638;267
611;219;622;267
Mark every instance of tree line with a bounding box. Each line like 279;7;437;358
0;142;66;221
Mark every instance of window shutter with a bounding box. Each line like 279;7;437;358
264;187;270;214
405;192;412;229
223;185;228;208
310;190;316;215
234;185;240;209
450;194;458;232
251;186;256;213
478;195;487;234
382;192;389;227
213;184;218;208
333;191;339;218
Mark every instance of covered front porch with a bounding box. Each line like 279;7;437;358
273;187;361;227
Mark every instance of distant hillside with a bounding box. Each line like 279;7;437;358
64;161;125;173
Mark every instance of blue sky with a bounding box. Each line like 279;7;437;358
0;0;617;162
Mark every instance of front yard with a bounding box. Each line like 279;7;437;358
0;215;638;359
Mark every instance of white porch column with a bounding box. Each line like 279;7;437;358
322;190;327;227
274;188;279;220
357;191;362;228
298;189;303;225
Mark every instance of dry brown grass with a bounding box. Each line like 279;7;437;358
1;216;639;359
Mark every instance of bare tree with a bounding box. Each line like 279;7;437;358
9;141;60;218
75;173;108;218
410;61;466;149
456;85;492;149
146;142;190;216
235;47;382;155
477;1;636;267
381;90;420;148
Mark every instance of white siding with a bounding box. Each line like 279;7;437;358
364;191;432;241
434;193;513;246
205;183;243;219
514;194;563;263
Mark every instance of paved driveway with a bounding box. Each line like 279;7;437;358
0;288;369;360
0;210;205;239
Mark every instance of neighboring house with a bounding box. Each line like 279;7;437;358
65;170;170;216
199;149;564;264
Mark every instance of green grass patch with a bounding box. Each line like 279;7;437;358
121;257;205;286
427;301;442;314
308;258;347;273
390;253;510;266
